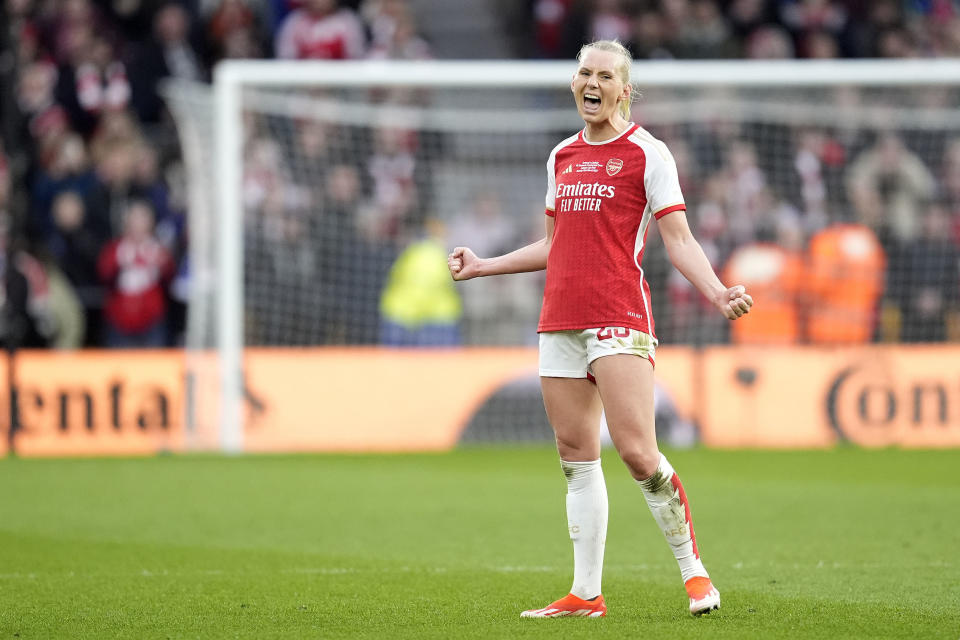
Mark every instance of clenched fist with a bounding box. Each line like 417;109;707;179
715;284;753;320
448;246;482;281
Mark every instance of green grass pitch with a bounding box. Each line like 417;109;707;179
1;447;958;639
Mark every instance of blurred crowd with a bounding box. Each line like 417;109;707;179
646;121;960;345
0;0;433;348
521;0;960;59
0;0;958;349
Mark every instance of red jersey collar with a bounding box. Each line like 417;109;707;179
579;123;639;145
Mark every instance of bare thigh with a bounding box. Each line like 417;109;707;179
590;354;661;480
540;376;603;461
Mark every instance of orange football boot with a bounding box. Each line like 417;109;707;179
685;576;721;615
520;593;607;618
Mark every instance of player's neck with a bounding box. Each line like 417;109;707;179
583;117;630;143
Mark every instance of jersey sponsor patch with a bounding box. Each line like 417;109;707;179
575;161;603;173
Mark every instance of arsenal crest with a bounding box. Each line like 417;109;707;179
606;158;623;176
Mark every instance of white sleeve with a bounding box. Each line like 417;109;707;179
545;148;558;213
642;141;685;218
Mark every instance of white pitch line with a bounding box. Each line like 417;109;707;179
0;561;950;580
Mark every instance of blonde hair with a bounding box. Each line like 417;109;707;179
576;39;636;120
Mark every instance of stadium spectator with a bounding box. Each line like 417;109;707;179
241;134;305;219
584;0;632;44
801;28;841;58
54;31;131;137
287;118;337;212
790;128;847;230
365;118;419;239
380;219;462;346
46;190;106;345
128;2;206;123
791;128;829;226
926;9;960;57
97;199;174;347
669;0;739;59
205;0;270;62
721;212;804;344
15;61;64;150
39;0;112;63
247;194;328;345
629;9;671;59
881;201;960;342
527;0;577;58
85;139;144;237
0;193;77;348
848;0;904;57
726;0;775;41
274;0;366;60
130;145;178;238
744;24;796;57
875;25;921;57
445;190;516;260
846;133;937;247
5;0;42;65
0;217;41;349
38;256;86;349
778;0;849;52
722;140;769;244
446;191;532;345
13;244;86;349
88;109;145;164
364;2;431;60
804;223;885;343
29;133;98;241
322;162;397;344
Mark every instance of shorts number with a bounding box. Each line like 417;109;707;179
597;327;630;340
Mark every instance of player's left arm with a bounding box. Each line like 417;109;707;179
657;209;752;320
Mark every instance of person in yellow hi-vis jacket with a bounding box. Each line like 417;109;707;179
380;220;462;346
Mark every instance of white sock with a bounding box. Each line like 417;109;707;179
637;454;709;583
561;458;608;600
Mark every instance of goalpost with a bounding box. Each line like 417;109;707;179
163;59;960;452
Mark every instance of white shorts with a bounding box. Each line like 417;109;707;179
538;327;658;378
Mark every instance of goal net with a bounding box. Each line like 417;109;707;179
163;60;960;450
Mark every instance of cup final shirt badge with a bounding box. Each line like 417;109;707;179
606;158;623;176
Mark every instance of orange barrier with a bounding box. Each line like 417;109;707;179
241;346;696;453
2;345;959;456
698;346;960;448
10;351;185;457
242;348;539;452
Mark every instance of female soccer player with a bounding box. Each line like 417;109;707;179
447;40;753;618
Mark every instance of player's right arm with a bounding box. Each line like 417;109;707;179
658;209;752;320
448;215;554;281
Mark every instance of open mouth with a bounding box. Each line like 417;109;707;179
583;93;601;113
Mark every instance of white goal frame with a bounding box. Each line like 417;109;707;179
209;58;960;453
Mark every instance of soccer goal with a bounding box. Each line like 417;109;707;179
163;58;960;452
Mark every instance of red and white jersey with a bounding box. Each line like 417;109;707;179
274;8;366;60
538;123;685;337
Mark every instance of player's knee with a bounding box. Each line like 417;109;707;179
618;447;660;481
555;433;595;462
